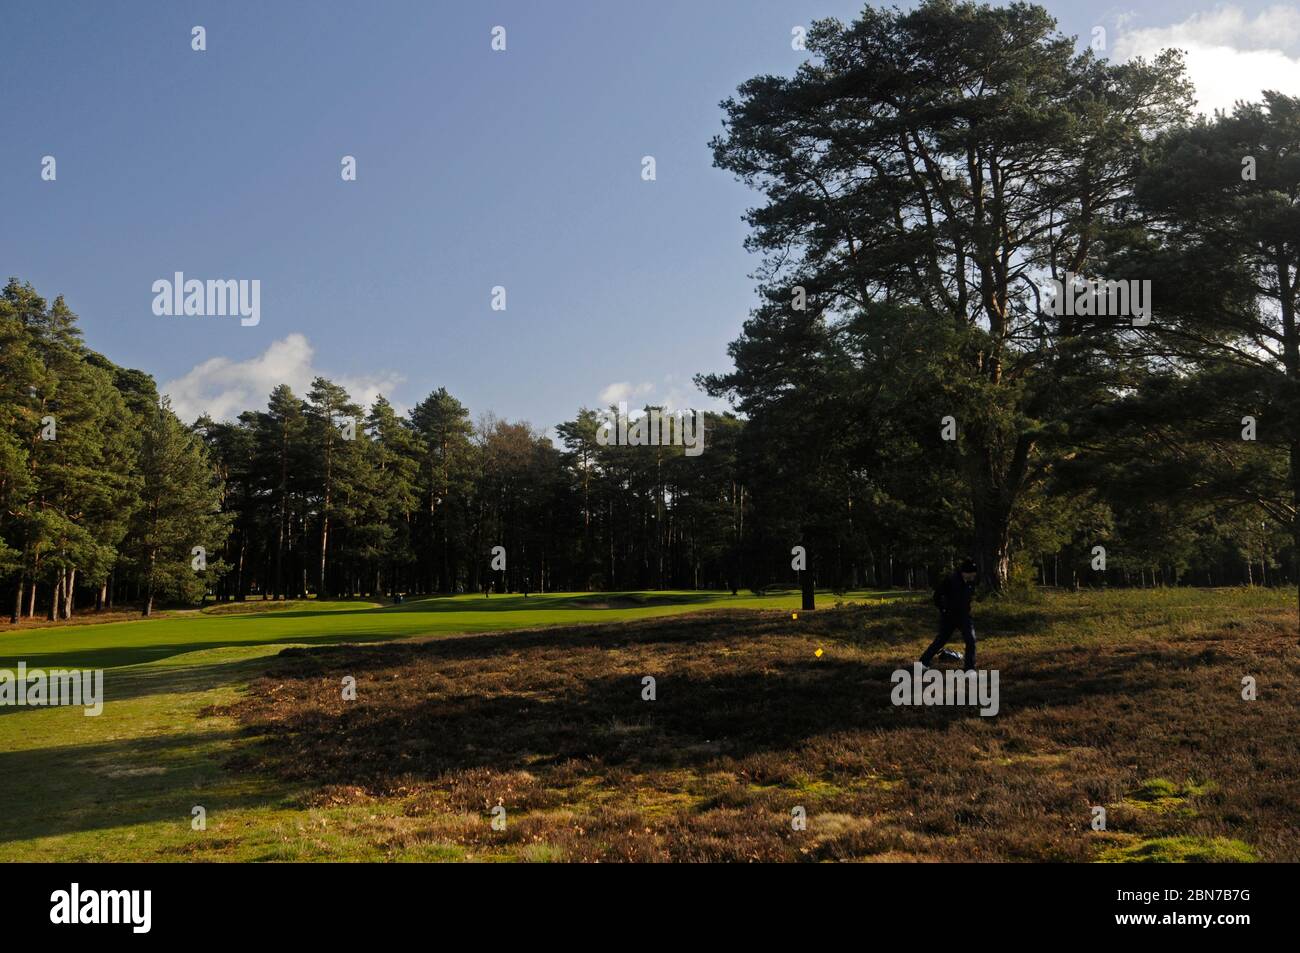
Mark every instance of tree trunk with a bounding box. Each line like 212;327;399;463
1278;249;1300;640
318;513;330;599
972;503;1012;592
143;552;156;617
275;426;289;600
11;575;22;624
62;568;75;618
967;427;1033;592
48;573;61;621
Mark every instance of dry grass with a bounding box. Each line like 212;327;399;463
0;607;186;631
213;591;1300;862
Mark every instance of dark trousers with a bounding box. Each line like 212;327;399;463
921;613;976;670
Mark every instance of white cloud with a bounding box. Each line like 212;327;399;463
598;380;654;405
1113;5;1300;115
161;333;404;422
596;375;728;414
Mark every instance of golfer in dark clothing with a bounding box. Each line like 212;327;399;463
921;559;979;671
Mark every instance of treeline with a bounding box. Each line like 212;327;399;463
2;267;1295;623
192;392;751;600
0;281;756;611
0;280;227;619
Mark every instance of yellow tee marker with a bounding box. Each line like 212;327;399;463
792;612;798;620
814;647;823;658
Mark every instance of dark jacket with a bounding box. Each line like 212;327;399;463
933;570;976;620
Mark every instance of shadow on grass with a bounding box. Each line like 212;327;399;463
0;591;772;672
0;652;288;718
2;629;433;674
0;727;285;846
226;590;729;620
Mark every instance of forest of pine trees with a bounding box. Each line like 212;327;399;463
2;257;1297;621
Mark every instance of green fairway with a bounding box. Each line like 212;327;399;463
0;587;863;670
0;590;845;672
0;588;891;861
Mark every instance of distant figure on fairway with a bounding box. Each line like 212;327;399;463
483;579;491;598
522;576;530;599
921;558;979;671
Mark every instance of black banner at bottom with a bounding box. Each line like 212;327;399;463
1;861;1282;940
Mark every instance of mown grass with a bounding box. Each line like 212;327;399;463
0;589;819;670
1;587;1296;862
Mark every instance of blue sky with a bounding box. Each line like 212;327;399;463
3;0;1297;430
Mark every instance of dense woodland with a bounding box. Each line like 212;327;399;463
2;1;1298;622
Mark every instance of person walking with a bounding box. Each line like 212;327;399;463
921;558;979;671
